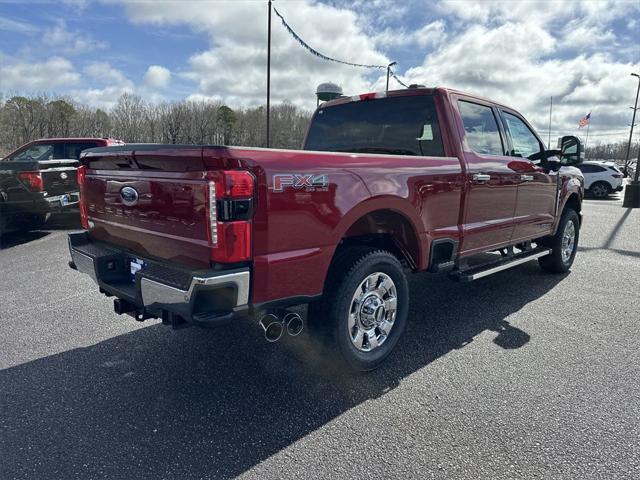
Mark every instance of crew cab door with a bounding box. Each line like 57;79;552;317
498;109;557;241
453;97;519;255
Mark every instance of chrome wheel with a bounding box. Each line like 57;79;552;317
348;272;398;352
561;220;576;263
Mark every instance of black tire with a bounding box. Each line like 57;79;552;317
309;247;409;372
589;181;610;199
538;209;580;273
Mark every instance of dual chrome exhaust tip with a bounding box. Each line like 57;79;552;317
258;312;304;342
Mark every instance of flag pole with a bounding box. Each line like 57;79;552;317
266;0;272;148
548;96;553;147
584;120;590;154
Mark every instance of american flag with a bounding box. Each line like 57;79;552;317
578;112;591;128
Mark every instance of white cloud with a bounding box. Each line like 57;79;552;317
110;0;389;108
99;0;638;140
4;0;635;142
438;0;637;26
348;0;412;25
558;19;616;50
0;56;80;90
85;62;133;88
71;85;131;109
62;0;90;8
375;20;446;49
0;16;38;34
404;20;639;142
143;65;171;89
74;62;135;108
42;19;106;55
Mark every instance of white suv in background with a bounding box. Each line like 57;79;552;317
577;161;624;199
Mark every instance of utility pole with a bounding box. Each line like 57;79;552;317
623;73;640;208
386;61;397;92
266;0;272;148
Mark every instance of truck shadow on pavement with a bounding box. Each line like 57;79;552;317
577;207;636;259
0;263;565;480
0;213;80;250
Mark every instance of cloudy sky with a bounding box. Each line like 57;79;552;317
1;0;639;143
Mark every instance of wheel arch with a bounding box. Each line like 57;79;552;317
553;190;583;236
333;199;425;272
563;192;581;216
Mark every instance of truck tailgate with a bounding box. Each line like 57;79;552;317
83;147;212;269
7;159;79;195
38;159;79;195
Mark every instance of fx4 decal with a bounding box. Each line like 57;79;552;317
272;173;329;192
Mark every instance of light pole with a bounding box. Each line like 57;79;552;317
623;73;640;208
266;0;272;148
386;61;397;93
624;105;639;175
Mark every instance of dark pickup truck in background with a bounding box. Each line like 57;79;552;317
68;87;584;371
0;137;123;234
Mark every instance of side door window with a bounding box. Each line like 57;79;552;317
502;112;543;162
456;98;519;253
458;101;505;156
502;110;556;239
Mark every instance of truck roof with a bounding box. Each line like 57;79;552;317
320;86;514;111
25;137;123;144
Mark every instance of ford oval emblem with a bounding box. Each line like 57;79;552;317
120;186;139;206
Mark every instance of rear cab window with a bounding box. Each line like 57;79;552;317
65;142;100;159
304;95;445;157
457;101;504;156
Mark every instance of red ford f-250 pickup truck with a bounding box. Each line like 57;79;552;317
68;87;584;371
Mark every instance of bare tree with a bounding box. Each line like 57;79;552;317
0;93;312;157
111;93;147;142
46;99;76;137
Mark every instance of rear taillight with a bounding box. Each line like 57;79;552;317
612;173;623;178
215;221;252;263
208;180;218;245
18;171;44;192
206;170;255;263
77;166;89;229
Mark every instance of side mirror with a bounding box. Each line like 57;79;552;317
558;135;582;166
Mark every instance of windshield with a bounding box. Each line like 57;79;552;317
304;95;445;157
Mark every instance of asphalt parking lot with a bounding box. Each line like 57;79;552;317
1;193;638;480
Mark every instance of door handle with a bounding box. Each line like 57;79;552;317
473;173;491;182
520;174;534;182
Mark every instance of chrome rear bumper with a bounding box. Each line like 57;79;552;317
68;232;250;325
139;271;250;310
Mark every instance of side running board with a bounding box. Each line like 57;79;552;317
450;248;551;283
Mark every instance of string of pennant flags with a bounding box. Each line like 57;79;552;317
272;6;408;88
389;70;409;88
